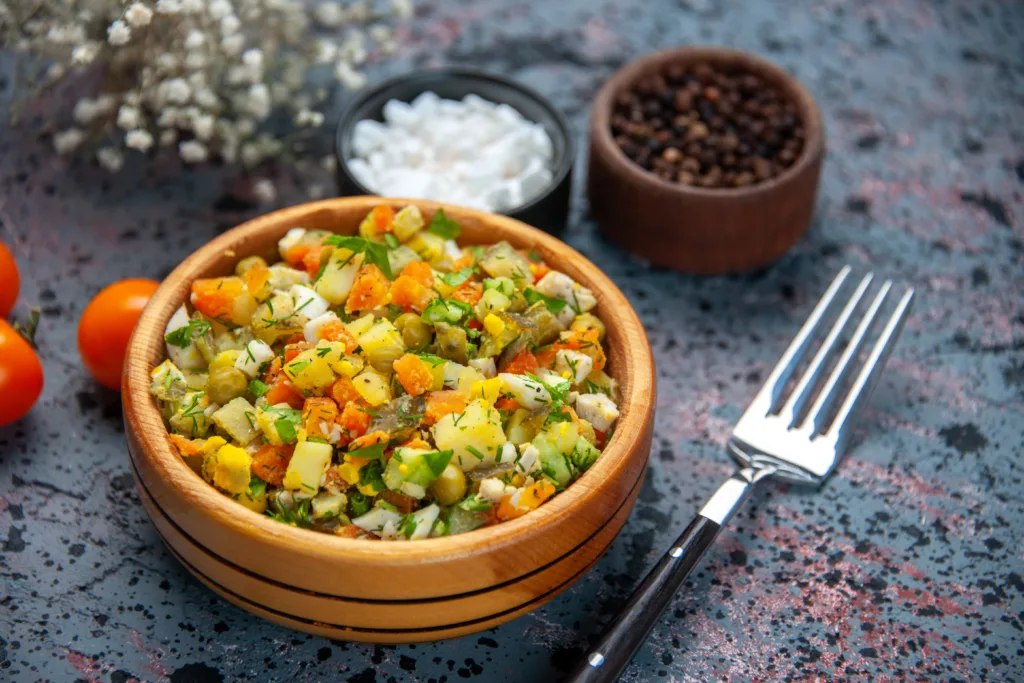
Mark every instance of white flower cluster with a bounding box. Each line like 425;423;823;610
3;0;414;192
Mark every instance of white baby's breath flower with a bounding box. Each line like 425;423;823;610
46;64;66;81
107;20;131;46
334;61;366;90
160;129;179;147
194;87;219;109
117;104;141;130
369;25;392;42
246;83;271;120
235;119;256;137
73;98;99;125
220;14;240;35
71;43;101;66
295;109;324;127
192;114;216;140
252;178;276;204
155;53;179;71
184;52;207;70
125;129;155;152
53;129;86;155
242;48;263;68
313;2;343;27
97;147;124;172
156;0;182;13
313;39;337;64
391;0;414;20
347;0;369;21
208;0;233;20
180;0;204;14
240;142;261;167
125;3;154;27
221;33;245;56
179;139;209;163
160;77;192;104
157;107;181;127
94;95;117;115
184;30;205;49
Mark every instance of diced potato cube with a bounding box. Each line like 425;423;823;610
266;263;311;290
432;398;507;471
282;440;333;492
479;241;534;284
352;370;391;406
469;377;503;404
392;205;424;242
311;492;348;520
475;288;511;320
283;349;336;393
456;366;486;394
345;313;375;338
251;292;303;344
406;231;446;262
313;249;364;304
151;359;187;401
212;397;260;444
236;485;268;513
357;319;405;374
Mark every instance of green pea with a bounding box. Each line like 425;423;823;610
430;464;467;506
395;312;433;350
206;366;248;405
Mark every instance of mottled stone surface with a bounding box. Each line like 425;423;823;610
1;0;1022;681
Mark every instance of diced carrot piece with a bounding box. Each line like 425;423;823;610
302;244;329;277
501;348;538;375
335;524;379;539
337;402;373;440
284;342;313;363
283;333;306;346
261;356;283;384
533;347;558;369
169;434;203;457
346;264;390;314
496;480;557;521
389;273;435;313
402;261;434;286
379;490;417;514
251;444;295;487
284;243;312;266
451;254;474;270
349;430;388;451
393;353;433;396
400;437;432;450
520;249;552;281
370;205;395;235
450;280;483;306
317;320;357;352
264;377;305;410
191;277;244;322
303;397;339;439
495;397;521;413
329;377;363;407
423;390;467;426
243;262;270;296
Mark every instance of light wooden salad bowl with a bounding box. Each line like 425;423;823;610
122;197;656;643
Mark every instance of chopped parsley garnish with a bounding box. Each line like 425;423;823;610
422;449;454;476
439;266;475;287
427;208;461;239
265;496;312;528
457;494;492;512
323;234;393;279
414;352;448;367
397;513;418;539
466;445;486;461
384;233;400;249
315;346;332;358
349;491;371;517
523;288;568;314
583;378;610;396
165;320;211;348
358;459;386;492
247;478;267;498
264;406;301;443
287;359;311;374
348;442;386;461
422;297;473;325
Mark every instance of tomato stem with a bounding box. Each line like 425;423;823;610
14;308;39;347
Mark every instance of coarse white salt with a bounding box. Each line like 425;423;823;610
347;91;555;212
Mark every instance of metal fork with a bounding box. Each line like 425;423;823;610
566;266;915;683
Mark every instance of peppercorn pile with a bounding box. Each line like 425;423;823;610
610;62;805;189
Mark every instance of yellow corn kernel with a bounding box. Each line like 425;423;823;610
357;483;378;496
399;464;409;475
483;313;505;336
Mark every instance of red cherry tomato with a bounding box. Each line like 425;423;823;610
0;241;19;318
0;319;43;427
78;279;160;390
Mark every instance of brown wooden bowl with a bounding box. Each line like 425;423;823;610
588;46;825;274
122;197;656;643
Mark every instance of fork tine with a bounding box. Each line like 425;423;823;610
828;288;915;450
802;281;892;434
777;273;874;428
745;265;852;418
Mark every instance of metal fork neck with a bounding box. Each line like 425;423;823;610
698;466;775;526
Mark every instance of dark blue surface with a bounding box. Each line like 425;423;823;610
1;0;1022;680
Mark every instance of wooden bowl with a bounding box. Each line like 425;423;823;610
122;197;656;643
588;46;825;274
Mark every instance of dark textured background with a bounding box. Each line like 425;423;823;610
1;0;1022;681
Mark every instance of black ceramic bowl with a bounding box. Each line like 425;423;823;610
334;68;575;236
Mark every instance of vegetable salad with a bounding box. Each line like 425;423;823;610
150;204;621;540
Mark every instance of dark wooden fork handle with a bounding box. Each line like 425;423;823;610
564;468;764;683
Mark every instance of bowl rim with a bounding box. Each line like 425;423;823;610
122;197;654;566
590;45;825;199
333;67;576;217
